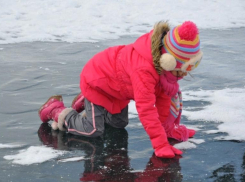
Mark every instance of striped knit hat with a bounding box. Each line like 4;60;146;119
160;21;203;72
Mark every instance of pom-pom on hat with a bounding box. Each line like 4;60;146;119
160;21;203;72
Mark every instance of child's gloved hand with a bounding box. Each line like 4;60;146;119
155;144;182;158
160;75;179;97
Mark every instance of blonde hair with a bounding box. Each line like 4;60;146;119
151;21;170;74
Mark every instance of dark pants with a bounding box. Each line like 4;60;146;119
64;98;128;137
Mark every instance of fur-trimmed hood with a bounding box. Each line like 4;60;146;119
151;22;170;74
133;22;170;75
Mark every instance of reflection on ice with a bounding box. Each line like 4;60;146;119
210;163;237;181
35;123;183;181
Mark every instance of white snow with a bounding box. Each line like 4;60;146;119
0;143;25;149
4;146;66;165
128;88;245;141
188;139;205;144
1;0;245;44
58;156;86;162
174;139;205;150
183;88;245;141
174;141;197;150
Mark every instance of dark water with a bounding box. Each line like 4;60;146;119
0;28;245;182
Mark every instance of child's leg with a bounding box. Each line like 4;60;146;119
64;98;106;137
104;106;128;128
71;92;85;113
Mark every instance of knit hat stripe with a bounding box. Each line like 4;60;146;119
163;42;187;63
174;26;200;46
163;45;188;64
173;33;200;49
164;37;192;63
175;36;200;48
166;51;187;64
166;33;200;58
170;31;200;53
170;28;200;52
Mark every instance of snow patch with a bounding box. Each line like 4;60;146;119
4;146;66;165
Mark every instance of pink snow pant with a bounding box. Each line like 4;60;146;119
64;98;129;137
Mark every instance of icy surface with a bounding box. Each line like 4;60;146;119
0;25;244;181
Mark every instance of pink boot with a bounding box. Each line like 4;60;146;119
71;93;85;113
38;95;73;131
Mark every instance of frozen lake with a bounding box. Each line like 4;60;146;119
0;28;245;181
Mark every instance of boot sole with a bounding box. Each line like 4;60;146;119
38;95;63;117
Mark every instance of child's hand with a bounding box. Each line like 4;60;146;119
155;144;182;158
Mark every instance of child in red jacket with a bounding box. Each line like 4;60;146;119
38;21;203;158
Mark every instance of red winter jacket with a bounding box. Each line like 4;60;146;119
80;31;171;150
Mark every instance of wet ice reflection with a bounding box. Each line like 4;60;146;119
37;123;183;181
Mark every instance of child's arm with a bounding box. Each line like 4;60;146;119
131;69;182;158
155;91;171;124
